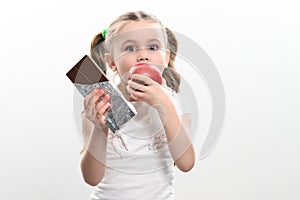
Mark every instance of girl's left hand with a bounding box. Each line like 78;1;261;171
126;74;171;107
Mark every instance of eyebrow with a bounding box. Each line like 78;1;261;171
121;38;162;46
147;38;162;43
121;40;138;46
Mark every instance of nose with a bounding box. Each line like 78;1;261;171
137;48;149;62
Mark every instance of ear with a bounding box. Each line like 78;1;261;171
165;49;171;66
104;53;117;72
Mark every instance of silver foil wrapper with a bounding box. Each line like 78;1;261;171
75;82;136;133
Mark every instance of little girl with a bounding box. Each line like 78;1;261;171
80;11;195;200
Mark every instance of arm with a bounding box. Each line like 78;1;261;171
127;75;196;172
80;88;111;186
156;98;196;172
80;113;108;186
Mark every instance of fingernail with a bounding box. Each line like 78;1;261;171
99;88;105;93
105;94;111;100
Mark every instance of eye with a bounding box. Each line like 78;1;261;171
148;44;159;51
125;45;138;52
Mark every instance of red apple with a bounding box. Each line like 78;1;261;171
128;63;163;85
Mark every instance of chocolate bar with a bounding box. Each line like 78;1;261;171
66;55;136;133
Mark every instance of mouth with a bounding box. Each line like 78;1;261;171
135;62;150;66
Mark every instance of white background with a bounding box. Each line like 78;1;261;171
0;0;299;199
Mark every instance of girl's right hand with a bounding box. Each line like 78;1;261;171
83;88;111;130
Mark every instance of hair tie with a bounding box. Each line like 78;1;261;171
102;28;107;40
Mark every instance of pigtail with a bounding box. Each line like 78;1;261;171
162;68;181;92
163;27;181;92
90;32;107;74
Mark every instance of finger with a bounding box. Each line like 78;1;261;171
131;74;156;86
126;84;135;94
99;115;106;125
95;114;106;126
93;88;106;104
130;90;144;100
96;111;106;124
96;102;111;120
85;88;104;108
130;92;138;101
128;79;146;92
100;101;111;114
95;94;111;110
102;94;111;103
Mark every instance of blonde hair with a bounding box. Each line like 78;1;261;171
90;11;181;92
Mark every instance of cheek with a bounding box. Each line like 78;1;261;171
118;56;135;69
115;60;134;80
161;52;169;64
152;52;168;67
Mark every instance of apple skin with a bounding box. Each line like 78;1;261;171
128;63;163;85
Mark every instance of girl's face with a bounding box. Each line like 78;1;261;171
106;20;170;83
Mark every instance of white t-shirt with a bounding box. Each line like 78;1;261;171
90;86;182;200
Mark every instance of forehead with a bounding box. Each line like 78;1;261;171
117;20;162;34
113;21;166;45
